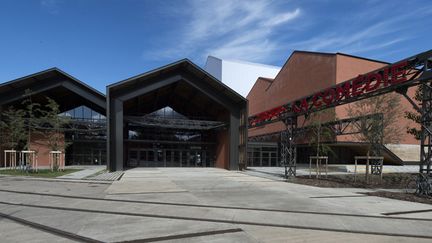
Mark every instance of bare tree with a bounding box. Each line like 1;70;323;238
39;97;71;170
21;89;41;151
306;110;336;157
347;93;403;148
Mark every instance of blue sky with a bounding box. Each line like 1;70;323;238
0;0;431;93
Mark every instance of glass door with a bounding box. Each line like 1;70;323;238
128;150;138;167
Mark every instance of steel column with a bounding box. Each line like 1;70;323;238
281;117;297;179
419;80;432;195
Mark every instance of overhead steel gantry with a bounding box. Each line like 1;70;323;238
249;113;383;142
248;49;432;193
250;113;384;178
124;116;227;130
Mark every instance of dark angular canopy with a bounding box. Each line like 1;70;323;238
0;68;106;114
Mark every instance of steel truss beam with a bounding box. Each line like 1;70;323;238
399;58;432;195
250;114;384;177
280;117;297;179
125;116;226;130
11;118;107;133
250;113;383;142
418;62;432;195
248;50;432;128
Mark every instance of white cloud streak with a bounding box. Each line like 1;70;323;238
144;0;431;64
144;0;301;63
285;4;430;56
40;0;60;15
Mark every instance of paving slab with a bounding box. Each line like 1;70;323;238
1;167;431;242
0;217;74;243
57;166;106;179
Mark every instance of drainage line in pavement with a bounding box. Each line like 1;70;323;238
382;209;432;216
0;189;431;222
0;211;102;243
116;172;124;181
1;201;432;240
0;177;111;185
115;228;243;243
310;195;369;198
108;191;188;195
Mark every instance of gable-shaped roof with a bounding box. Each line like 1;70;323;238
0;68;106;113
108;59;247;105
0;68;105;98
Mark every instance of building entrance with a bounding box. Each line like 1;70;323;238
127;147;213;167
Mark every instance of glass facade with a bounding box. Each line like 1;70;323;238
61;106;107;165
60;105;106;122
125;106;216;167
247;142;279;167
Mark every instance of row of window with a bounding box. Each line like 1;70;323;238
60;105;106;121
247;145;279;167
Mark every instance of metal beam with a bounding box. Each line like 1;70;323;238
124;116;226;130
116;75;182;102
249;49;432;128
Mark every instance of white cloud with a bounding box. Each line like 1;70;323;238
143;0;431;64
144;0;301;63
285;4;430;56
40;0;60;15
262;8;301;27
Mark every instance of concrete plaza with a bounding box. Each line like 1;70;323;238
0;168;431;242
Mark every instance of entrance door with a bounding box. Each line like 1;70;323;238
127;148;213;167
128;150;139;167
137;149;155;167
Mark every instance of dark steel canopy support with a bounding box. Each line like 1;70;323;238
280;117;297;179
421;83;432;175
418;58;432;195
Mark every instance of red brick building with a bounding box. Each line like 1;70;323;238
247;51;419;166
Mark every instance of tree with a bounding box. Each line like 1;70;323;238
40;97;71;151
39;97;71;170
346;93;403;155
306;110;336;157
405;86;422;140
0;106;26;150
21;89;41;151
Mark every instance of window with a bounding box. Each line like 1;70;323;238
59;106;105;121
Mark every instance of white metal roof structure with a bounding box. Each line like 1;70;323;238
204;56;280;97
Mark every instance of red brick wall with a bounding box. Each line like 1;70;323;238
248;52;336;137
248;77;273;116
30;132;65;167
247;51;420;146
334;54;419;145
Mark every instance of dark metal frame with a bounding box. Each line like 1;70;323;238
248;50;432;188
249;50;432;128
250;114;384;178
281;117;297;178
107;60;247;172
0;68;106;115
124;116;226;130
250;114;383;142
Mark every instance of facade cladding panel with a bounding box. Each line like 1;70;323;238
107;59;247;172
247;51;421;165
204;56;280;97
